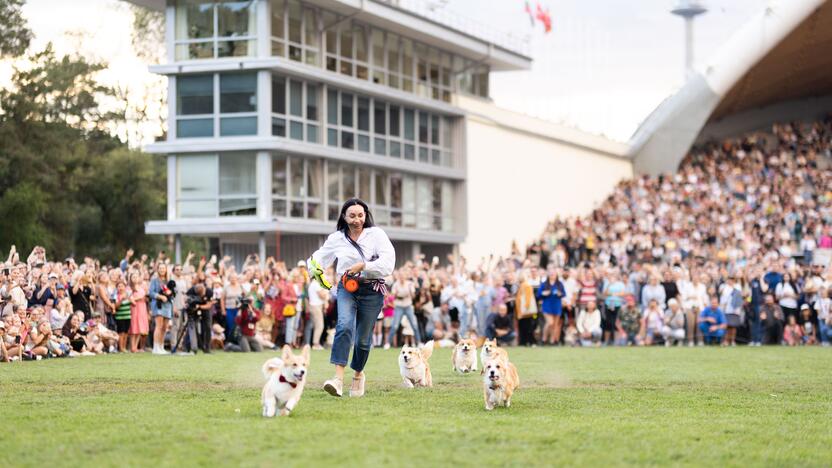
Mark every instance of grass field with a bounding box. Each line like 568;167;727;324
3;346;831;467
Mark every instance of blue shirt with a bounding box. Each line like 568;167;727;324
604;281;626;309
763;271;783;292
537;279;565;314
699;306;726;326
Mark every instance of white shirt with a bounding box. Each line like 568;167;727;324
576;308;601;334
307;280;325;307
308;227;395;280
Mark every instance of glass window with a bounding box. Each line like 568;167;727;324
307;159;322;199
442;116;452;149
272;117;286;137
416;177;432;229
431;114;439;145
340;25;353;59
178;154;217;199
220;73;256;113
175;0;214;40
217;1;255;38
341;131;354;149
220;116;256;136
219;152;255;196
306;84;319;120
271;0;285;39
327;162;339;202
358;168;371;201
289;80;302;116
374;138;386;156
358;134;370;152
342;164;356;198
418;112;428;143
374;102;385;134
402;174;415;228
290;121;303;140
177;75;214;115
390;141;401;158
272;75;286;114
357;97;369;131
307;124;319;143
290;157;304;197
389;105;400;137
341;93;353;127
324;12;337;55
403;109;414;141
354;25;367;62
288;0;301;43
272;154;287;196
327;89;338;125
327;128;337;146
177;119;213;138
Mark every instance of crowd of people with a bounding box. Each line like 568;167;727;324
2;118;832;362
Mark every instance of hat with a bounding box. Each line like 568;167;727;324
800;304;810;310
48;273;58;279
668;298;678;307
297;260;306;267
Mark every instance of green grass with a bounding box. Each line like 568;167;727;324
2;346;831;467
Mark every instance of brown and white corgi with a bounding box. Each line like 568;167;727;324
482;356;519;411
452;338;478;373
398;340;434;388
261;345;310;417
480;338;509;370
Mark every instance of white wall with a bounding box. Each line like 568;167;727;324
457;96;633;261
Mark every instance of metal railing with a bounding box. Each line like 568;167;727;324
375;0;532;57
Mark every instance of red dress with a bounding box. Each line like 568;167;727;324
129;286;149;335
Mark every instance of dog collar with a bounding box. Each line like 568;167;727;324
279;375;298;388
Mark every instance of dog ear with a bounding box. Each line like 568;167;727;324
301;344;310;362
281;344;293;360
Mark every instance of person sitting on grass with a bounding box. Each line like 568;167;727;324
485;304;515;345
799;304;816;345
576;300;602;347
783;315;803;346
641;299;664;346
698;296;726;346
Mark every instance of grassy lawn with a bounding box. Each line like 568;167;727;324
2;346;831;467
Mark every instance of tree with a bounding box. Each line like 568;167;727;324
0;0;33;58
0;44;166;262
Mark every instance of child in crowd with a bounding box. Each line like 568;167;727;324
783;315;803;346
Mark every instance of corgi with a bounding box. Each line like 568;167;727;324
482;356;519;411
261;345;310;417
452;338;478;373
398;340;435;388
480;338;509;370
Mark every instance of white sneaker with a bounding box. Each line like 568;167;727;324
323;378;343;397
383;343;390;350
350;373;366;398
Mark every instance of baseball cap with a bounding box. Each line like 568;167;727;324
48;273;58;279
297;260;306;267
800;304;809;310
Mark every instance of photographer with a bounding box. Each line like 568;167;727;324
70;270;94;321
179;282;214;354
235;297;262;352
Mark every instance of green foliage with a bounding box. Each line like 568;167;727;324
0;0;32;58
1;347;830;466
0;45;166;262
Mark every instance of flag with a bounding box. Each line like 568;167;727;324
535;3;553;33
524;1;535;26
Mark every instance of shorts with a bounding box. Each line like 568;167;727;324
383;317;393;328
603;307;619;332
116;318;131;334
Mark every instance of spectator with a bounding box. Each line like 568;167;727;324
538;267;565;345
783;315;803;346
128;273;149;353
235;303;262;352
515;271;538;346
616;296;642;346
149;263;173;355
387;268;420;348
602;269;626;345
698;297;727;346
775;273;800;322
576;300;602;347
485;304;515;345
661;299;686;346
641;299;664;346
719;276;744;346
760;293;785;345
814;288;831;346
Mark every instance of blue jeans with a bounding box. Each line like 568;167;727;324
699;323;725;344
285;315;298;345
474;303;491;338
486;326;515;345
225;308;238;342
750;304;763;343
819;320;831;345
331;284;384;372
455;302;471;338
388;305;421;345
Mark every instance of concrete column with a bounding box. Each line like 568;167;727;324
256;151;272;218
257;70;271;137
165;3;175;63
174;234;182;264
167;155;177;220
257;0;270;58
258;232;266;268
167;76;176;140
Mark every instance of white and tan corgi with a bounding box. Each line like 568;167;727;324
480;338;509;370
452;338;478;373
261;345;310;417
398;340;434;388
482;356;519;411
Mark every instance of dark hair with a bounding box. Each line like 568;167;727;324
336;198;375;233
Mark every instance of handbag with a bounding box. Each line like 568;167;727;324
282;304;296;317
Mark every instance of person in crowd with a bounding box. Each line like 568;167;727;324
537;267;565;345
485;304;515;345
128;272;149;353
775;273;800;322
799;304;816;345
220;272;243;344
719;276;744;346
783;315;803;346
641;299;665;346
602;269;626;345
661;299;686;346
387;268;420;348
616;295;642;346
113;281;132;353
576;300;602;347
515;271;538;346
235;302;262;352
814;288;831;346
306;271;328;350
256;302;276;350
760;293;785;345
641;275;666;313
149;263;173;355
698;296;727;346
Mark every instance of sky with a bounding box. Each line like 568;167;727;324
2;0;768;144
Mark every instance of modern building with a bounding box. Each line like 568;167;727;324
124;0;533;266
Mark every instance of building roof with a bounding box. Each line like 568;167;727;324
630;0;832;175
122;0;532;71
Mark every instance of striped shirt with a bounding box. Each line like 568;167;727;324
115;298;132;321
578;280;597;305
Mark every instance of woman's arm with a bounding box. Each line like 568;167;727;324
308;233;340;271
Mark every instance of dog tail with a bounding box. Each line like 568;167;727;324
420;340;435;360
261;357;283;379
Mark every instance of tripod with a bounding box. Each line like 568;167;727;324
173;309;196;353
